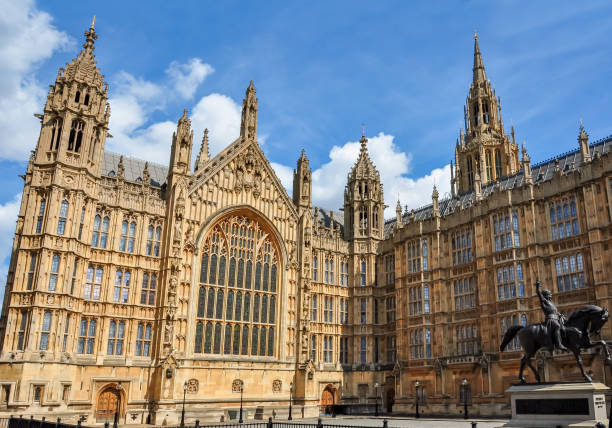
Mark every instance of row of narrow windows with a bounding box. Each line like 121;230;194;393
466;149;503;187
194;322;274;357
48;118;100;157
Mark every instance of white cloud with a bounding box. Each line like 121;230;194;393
166;58;214;100
0;0;71;161
106;59;215;164
270;132;451;218
0;194;22;306
191;94;242;156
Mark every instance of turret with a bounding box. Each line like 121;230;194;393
578;121;591;164
293;149;312;210
33;17;110;175
522;143;532;185
343;130;385;240
432;185;440;217
168;109;194;180
240;81;258;142
455;32;520;194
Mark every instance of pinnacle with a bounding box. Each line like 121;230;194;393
473;31;487;83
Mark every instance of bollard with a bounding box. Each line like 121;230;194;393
267;416;273;428
382;419;388;428
195;420;200;428
317;418;323;428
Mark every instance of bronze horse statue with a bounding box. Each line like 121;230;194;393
500;305;610;383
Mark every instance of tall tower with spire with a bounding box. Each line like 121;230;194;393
343;131;385;240
33;18;110;175
455;32;519;194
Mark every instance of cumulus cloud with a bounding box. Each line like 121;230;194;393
0;194;22;305
0;0;71;161
107;59;215;163
270;132;451;218
191;94;242;156
166;59;214;100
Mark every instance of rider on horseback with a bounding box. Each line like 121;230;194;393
536;279;568;352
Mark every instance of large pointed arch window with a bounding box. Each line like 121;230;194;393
194;214;280;357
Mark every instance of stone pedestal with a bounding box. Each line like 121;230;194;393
503;382;609;428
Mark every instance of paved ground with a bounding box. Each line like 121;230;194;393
298;416;508;428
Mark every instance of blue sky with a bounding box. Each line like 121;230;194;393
0;0;611;295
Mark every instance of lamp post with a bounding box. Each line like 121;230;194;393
414;380;420;419
288;382;293;421
461;378;469;420
239;381;244;424
180;381;187;428
374;383;379;417
113;381;122;428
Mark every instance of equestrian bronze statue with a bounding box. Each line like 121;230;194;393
500;279;609;383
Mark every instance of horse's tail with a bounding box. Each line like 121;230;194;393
500;325;524;351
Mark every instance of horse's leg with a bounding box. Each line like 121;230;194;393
525;355;541;383
572;348;592;382
519;355;528;384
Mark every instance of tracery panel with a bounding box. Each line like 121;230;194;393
195;214;280;357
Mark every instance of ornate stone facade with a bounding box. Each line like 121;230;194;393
0;23;611;423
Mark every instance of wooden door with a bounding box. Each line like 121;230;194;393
320;387;334;414
97;389;120;422
385;388;395;413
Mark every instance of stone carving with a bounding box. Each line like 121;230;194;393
186;379;199;393
232;379;244;393
234;146;263;197
272;379;282;393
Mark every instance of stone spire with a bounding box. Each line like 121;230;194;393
293;149;312;209
169;109;194;177
240;80;258;142
473;30;487;84
450;159;456;197
117;155;125;179
143;162;151;185
578;120;591;164
396;199;402;229
522;143;532;185
195;128;210;171
432;185;440;216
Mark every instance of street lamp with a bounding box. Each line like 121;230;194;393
288;382;293;421
113;381;122;428
239;381;244;424
461;378;469;420
374;383;379;417
181;381;187;428
414;380;420;419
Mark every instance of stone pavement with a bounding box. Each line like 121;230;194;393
299;416;507;428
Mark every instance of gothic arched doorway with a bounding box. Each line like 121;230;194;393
385;388;395;413
96;386;121;422
320;384;336;415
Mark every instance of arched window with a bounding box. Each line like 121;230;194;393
494;149;502;180
84;93;90;106
92;215;110;249
49;118;62;151
195;214;280;357
67;119;85;152
39;312;52;350
74;91;80;103
422;239;428;271
194;322;203;353
57;200;69;235
486;151;493;182
49;254;60;291
361;260;366;286
467;156;474;189
313;256;318;281
204;322;213;353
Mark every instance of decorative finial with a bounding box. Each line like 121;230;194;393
362;123;365;137
91;15;96;30
474;29;478;40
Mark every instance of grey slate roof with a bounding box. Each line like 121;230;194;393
383;135;612;238
102;151;168;187
313;207;345;234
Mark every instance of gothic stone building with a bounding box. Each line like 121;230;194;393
1;23;611;424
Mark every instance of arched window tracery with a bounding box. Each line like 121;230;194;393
195;213;279;357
